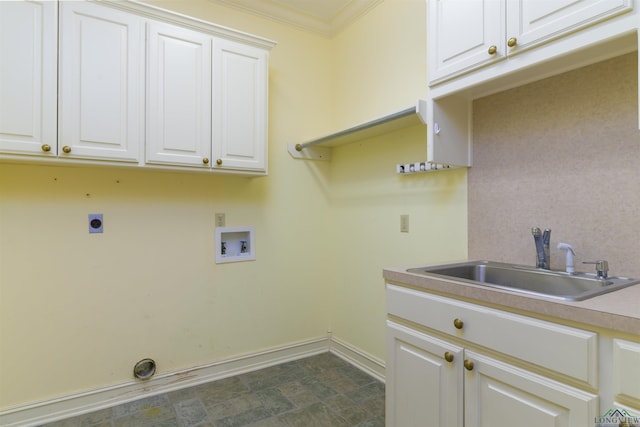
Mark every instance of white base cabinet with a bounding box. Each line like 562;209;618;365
387;321;463;427
464;351;596;427
386;284;600;427
611;338;640;417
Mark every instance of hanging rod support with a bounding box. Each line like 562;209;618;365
287;99;426;161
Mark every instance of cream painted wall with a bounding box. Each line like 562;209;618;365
325;0;467;360
0;0;469;410
331;0;429;127
0;2;336;409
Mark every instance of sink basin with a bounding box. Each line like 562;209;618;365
407;260;640;301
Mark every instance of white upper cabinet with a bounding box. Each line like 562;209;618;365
507;0;633;54
146;24;270;173
425;0;636;168
59;1;144;161
428;0;633;85
0;1;57;156
0;0;275;175
428;0;504;84
212;39;268;172
146;21;213;167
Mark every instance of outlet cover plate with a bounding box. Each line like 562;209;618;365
89;214;103;233
400;214;409;233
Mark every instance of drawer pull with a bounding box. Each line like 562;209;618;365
444;352;454;363
453;318;464;329
464;359;474;371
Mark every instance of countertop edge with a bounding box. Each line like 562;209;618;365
383;266;640;336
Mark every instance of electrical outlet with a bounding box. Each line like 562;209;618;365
400;214;409;233
89;214;103;233
215;213;226;227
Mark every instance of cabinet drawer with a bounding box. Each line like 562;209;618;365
387;284;598;386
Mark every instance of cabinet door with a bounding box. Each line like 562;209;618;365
386;321;463;427
59;2;143;161
464;351;598;427
506;0;633;54
146;22;212;167
212;39;268;172
428;0;504;84
0;1;57;156
427;96;472;167
612;338;640;410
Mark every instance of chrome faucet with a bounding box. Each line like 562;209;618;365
531;227;551;269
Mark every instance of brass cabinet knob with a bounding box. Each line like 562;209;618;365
453;318;464;329
216;158;223;165
202;157;210;165
464;359;474;371
487;45;497;55
444;352;454;363
41;144;51;152
62;146;71;154
507;37;517;47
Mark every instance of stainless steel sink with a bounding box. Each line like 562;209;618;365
407;260;640;301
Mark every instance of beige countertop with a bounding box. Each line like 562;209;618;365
384;264;640;336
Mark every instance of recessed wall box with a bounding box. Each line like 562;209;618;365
215;226;255;263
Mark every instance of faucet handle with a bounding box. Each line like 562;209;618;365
583;260;609;279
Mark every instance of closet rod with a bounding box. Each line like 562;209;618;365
294;105;420;152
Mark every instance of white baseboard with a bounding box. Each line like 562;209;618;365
0;337;328;427
329;335;386;383
0;335;385;427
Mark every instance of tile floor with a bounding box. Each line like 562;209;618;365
40;353;385;427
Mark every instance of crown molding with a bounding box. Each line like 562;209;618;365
208;0;383;37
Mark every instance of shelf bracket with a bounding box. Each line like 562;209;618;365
287;143;332;161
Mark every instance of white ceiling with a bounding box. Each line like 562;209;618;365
209;0;383;37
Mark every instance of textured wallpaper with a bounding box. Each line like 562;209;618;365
469;52;640;278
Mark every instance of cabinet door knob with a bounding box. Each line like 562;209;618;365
62;146;71;154
444;352;454;363
203;157;210;165
216;158;223;165
507;37;517;47
453;318;464;329
41;144;52;152
487;45;497;55
464;359;474;371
